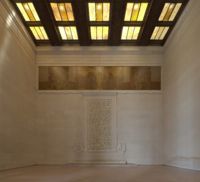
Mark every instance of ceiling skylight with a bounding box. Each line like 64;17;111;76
88;3;110;21
58;26;78;40
16;2;40;21
151;26;169;40
124;3;148;22
121;26;141;40
90;26;109;40
159;3;182;21
11;0;188;46
50;3;74;21
30;26;48;40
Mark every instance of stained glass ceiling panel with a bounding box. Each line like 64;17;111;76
16;2;40;21
88;3;110;21
50;3;74;21
124;3;148;22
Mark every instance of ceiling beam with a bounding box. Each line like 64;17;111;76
32;0;61;46
109;0;126;46
72;0;91;46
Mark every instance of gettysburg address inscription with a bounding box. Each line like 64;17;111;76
86;97;116;151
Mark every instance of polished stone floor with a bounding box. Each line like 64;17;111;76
0;165;200;182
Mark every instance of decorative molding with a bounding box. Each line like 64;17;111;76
36;46;164;55
36;46;163;66
0;0;35;59
37;90;162;94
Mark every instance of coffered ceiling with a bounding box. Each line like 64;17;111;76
10;0;189;46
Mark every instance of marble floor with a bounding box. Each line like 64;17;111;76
0;165;200;182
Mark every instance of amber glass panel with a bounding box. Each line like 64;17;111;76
65;3;74;21
97;26;103;40
30;27;40;40
90;26;109;40
30;26;48;40
151;27;159;40
23;3;35;21
40;27;48;40
121;26;141;40
124;3;148;21
28;3;40;21
58;26;78;40
65;27;72;39
51;3;61;21
96;3;103;21
169;3;182;21
88;3;110;21
137;3;148;21
58;3;68;21
103;3;110;21
88;3;96;21
16;2;40;21
71;27;78;40
160;27;169;40
90;26;97;40
124;3;133;21
121;26;129;40
131;3;140;21
127;27;134;40
35;27;44;39
151;26;169;40
103;26;109;40
159;3;182;21
16;3;30;21
159;3;170;21
58;26;67;40
156;27;165;40
163;4;175;21
51;3;74;21
132;27;141;40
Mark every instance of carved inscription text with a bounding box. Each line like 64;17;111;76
86;98;113;151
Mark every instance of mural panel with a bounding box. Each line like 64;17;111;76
39;66;161;90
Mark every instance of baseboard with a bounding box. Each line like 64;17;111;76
0;164;36;172
34;160;126;166
165;156;200;171
67;160;126;165
2;158;200;171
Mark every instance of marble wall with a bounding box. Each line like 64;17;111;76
2;0;200;171
0;0;164;168
36;92;163;164
0;1;36;170
35;47;163;165
163;0;200;170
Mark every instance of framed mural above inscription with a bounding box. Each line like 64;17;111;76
38;66;161;90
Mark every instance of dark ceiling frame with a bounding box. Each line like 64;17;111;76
10;0;190;46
